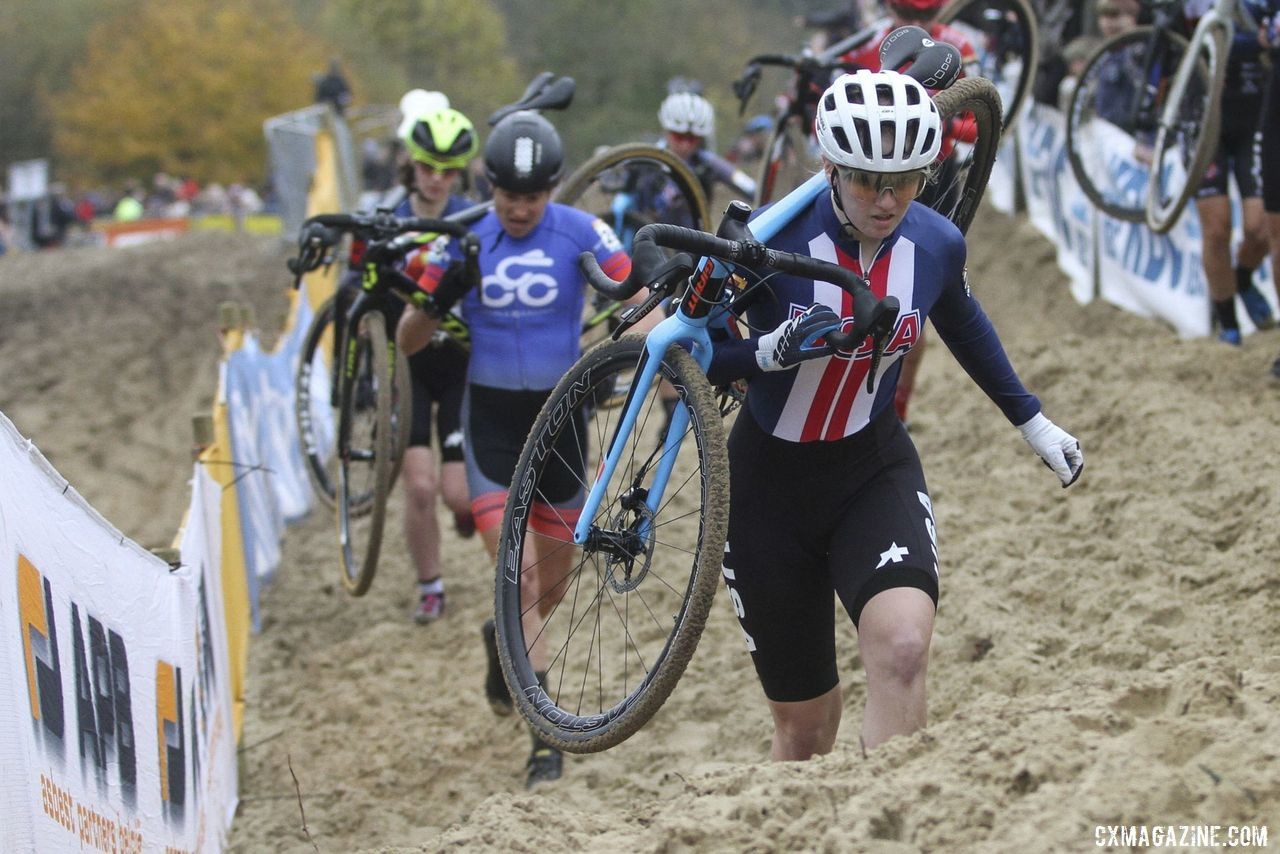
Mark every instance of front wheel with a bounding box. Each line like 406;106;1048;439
296;294;409;514
336;310;394;596
494;335;728;753
1146;23;1227;233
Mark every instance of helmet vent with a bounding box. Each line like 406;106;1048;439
831;125;853;156
844;85;863;106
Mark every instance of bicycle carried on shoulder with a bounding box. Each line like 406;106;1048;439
290;211;480;596
737;0;1036;208
492;75;1006;753
1065;0;1247;232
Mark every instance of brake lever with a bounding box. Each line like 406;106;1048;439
863;303;901;393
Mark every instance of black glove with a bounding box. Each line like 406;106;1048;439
422;259;477;317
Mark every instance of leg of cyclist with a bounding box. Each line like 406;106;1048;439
402;446;447;622
767;687;843;760
856;587;934;750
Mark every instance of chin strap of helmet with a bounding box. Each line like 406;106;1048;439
828;172;858;239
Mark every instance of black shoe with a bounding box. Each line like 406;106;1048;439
525;745;563;788
481;619;513;716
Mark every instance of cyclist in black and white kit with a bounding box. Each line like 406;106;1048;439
707;69;1085;760
1186;0;1276;343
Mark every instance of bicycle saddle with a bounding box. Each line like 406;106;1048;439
878;25;963;91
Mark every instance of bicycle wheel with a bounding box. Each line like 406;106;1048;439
336;310;394;596
556;143;710;243
494;335;728;753
296;295;410;513
1146;23;1227;233
754;112;820;206
937;0;1038;134
928;76;1003;235
1066;27;1208;225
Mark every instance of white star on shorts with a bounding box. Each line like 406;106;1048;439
876;542;910;569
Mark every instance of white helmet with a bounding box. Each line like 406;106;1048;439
659;92;715;137
814;70;941;172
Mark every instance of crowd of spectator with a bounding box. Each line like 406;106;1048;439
0;171;274;254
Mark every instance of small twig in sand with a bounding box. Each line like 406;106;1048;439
288;753;320;853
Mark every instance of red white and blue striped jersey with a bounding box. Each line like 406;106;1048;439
707;194;1040;442
417;202;630;390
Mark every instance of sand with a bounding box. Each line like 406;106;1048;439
1;213;1276;854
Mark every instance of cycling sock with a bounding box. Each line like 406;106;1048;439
1235;266;1257;294
417;578;444;596
1214;298;1239;330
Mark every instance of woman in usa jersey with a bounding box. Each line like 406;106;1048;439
707;69;1085;761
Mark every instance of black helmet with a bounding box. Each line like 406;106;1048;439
483;110;564;192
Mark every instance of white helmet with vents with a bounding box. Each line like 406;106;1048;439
814;70;941;172
659;92;715;137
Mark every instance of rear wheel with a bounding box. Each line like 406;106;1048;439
928;76;1004;235
336;311;394;596
494;335;728;753
937;0;1038;133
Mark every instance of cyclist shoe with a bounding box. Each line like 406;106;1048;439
1217;328;1242;347
525;745;563;788
413;591;445;624
482;618;513;716
453;510;476;539
1239;284;1276;330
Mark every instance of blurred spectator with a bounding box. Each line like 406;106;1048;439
114;185;144;221
794;2;863;52
0;194;12;256
729;114;774;166
1057;35;1102;112
228;183;263;230
1097;0;1139;38
30;183;75;249
195;182;230;216
313;58;352;116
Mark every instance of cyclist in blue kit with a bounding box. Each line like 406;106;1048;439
397;109;642;788
707;70;1085;760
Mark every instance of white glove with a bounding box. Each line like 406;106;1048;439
1017;412;1084;488
755;303;842;372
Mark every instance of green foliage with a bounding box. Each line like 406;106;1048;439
486;0;802;167
0;0;130;175
47;0;334;186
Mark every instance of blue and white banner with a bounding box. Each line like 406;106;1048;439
221;292;317;629
0;413;237;853
1016;103;1095;305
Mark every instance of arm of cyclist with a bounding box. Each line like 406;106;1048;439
397;236;479;356
693;148;758;199
927;242;1084;487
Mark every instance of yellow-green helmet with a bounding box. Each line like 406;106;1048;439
402;108;478;171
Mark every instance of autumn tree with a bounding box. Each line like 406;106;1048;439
47;0;337;187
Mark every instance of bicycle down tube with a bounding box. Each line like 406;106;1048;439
572;170;833;544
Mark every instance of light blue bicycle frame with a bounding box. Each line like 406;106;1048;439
573;171;829;544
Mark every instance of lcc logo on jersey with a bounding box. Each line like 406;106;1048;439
482;249;558;308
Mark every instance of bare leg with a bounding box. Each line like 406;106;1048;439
401;446;442;583
1198;195;1235;304
857;586;935;750
767;685;843;760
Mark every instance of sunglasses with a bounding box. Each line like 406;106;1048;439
841;168;927;199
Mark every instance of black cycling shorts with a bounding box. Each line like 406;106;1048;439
406;342;467;460
463;384;586;524
1196;99;1263;200
1263;70;1280;213
721;406;940;703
